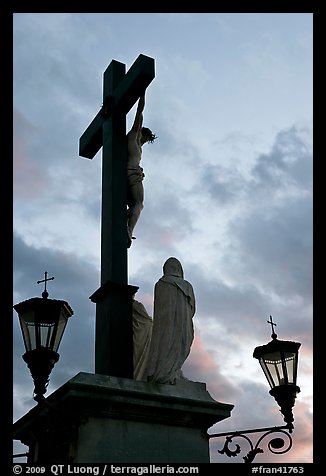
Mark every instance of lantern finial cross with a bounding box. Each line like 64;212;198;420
37;271;54;298
267;315;277;339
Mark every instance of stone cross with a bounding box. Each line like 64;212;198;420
79;54;155;378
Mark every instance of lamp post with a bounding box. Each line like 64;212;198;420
209;316;301;463
13;272;74;403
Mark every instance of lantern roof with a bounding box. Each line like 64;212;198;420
253;336;301;359
13;297;74;318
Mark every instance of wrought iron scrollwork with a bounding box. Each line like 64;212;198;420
209;424;293;463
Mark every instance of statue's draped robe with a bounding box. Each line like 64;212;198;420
143;258;196;384
133;299;153;380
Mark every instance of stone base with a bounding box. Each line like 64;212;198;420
13;372;233;464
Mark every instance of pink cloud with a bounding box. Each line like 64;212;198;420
183;333;237;402
13;109;48;199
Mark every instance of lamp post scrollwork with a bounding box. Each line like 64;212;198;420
210;424;293;463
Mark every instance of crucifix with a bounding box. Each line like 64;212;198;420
79;54;155;378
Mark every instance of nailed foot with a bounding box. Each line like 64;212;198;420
127;228;136;248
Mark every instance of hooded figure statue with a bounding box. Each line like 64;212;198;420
143;257;196;384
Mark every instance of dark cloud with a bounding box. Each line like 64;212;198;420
222;126;312;306
201;163;245;205
252;126;312;192
228;197;312;299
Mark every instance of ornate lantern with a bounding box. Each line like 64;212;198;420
253;317;301;430
13;272;73;402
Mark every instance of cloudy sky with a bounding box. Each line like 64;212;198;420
13;13;313;464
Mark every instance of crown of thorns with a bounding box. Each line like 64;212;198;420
142;127;157;143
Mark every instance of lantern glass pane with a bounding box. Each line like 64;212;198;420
283;351;296;384
19;311;36;351
52;312;68;352
39;322;56;349
259;359;274;388
263;351;285;387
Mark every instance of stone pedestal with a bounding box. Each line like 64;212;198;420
90;281;139;378
13;372;233;464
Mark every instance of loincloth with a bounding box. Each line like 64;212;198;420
127;166;145;186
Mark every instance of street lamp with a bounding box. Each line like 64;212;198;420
13;272;74;402
209;316;301;463
253;316;301;431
